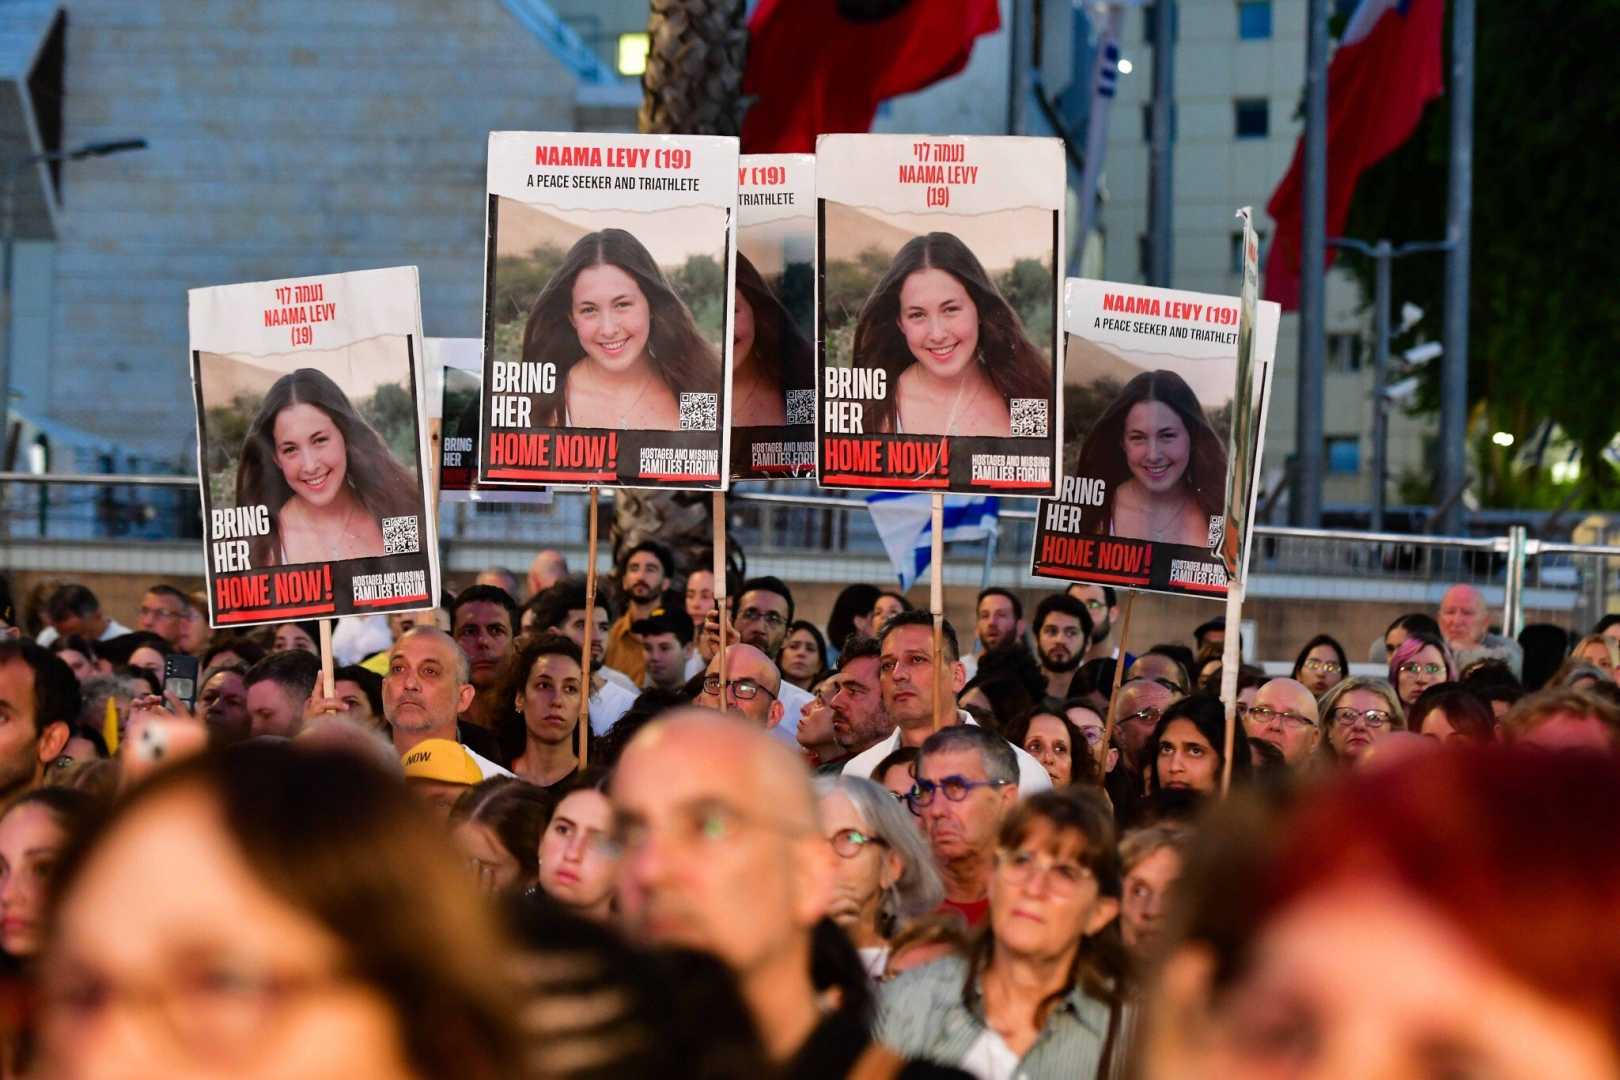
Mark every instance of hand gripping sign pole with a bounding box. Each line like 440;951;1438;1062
579;487;599;770
1096;593;1136;782
930;494;947;730
714;491;728;696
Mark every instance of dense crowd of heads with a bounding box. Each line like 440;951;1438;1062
0;564;1616;1077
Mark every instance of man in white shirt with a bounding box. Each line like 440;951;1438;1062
34;584;131;647
841;611;1050;795
380;627;512;779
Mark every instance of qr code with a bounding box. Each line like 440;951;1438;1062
680;392;718;431
1009;398;1048;437
786;389;815;425
1207;515;1226;549
382;515;420;555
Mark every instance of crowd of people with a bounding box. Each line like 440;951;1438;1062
0;557;1617;1078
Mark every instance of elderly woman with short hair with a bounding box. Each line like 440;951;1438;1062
1318;676;1406;764
815;776;944;979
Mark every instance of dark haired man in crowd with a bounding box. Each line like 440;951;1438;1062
633;606;699;692
1067;582;1123;663
450;583;518;729
35;584;130;647
914;724;1021;927
960;587;1025;681
604;541;675;685
529;581;637;736
698;575;810;743
841;611;1050;794
242;650;320;739
826;634;894;761
136;584;192;651
1033;593;1094;699
0;641;75;809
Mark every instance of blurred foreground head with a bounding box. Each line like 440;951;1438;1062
38;742;522;1079
1141;746;1620;1078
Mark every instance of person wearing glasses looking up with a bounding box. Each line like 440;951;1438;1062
1111;678;1184;782
1243;677;1322;768
877;788;1125;1077
1290;634;1348;697
1388;629;1456;720
815;776;944;980
1318;677;1406;764
912;725;1024;927
839;611;1051;796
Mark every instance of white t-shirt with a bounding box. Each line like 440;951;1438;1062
775;679;809;744
467;746;516;780
841;713;1053;796
589;678;639;737
34;618;132;648
960;1028;1021;1080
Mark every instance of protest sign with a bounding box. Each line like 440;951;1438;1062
478;131;738;490
189;266;438;627
816;133;1064;495
733;153;816;480
1030;278;1279;599
431;338;551;504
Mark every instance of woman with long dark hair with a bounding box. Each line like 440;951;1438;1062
1146;695;1251;802
235;367;419;568
1075;369;1228;548
852;232;1051;438
1291;633;1349;696
521;228;721;431
732;251;813;429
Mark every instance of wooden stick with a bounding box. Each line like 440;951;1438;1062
714;491;728;696
428;417;443;508
579;487;599;770
1219;580;1244;797
930;493;947;730
318;618;335;699
1097;592;1136;780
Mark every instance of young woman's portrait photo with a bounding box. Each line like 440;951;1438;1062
730;250;814;429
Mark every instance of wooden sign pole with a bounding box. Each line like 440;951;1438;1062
1096;593;1136;780
930;494;947;730
578;487;599;770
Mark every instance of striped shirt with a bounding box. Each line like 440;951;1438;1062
876;956;1112;1080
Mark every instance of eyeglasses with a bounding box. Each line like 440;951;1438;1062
1397;661;1445;677
828;828;887;858
701;675;777;701
907;775;1013;809
996;849;1095;895
137;606;184;622
1119;706;1162;726
1301;658;1342;673
736;608;786;629
1245;705;1317;729
887;790;920;816
1329;707;1393;730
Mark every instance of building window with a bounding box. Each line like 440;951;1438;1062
1237;1;1272;39
1326;332;1365;373
1229;230;1267;274
1234;98;1269;138
1327;436;1361;475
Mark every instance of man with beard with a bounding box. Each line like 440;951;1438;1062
795;673;845;771
1033;593;1094;699
603;541;674;686
382;627;512;778
698;576;810;741
0;642;74;811
825;635;893;762
449;584;518;730
530;582;638;736
960;587;1024;681
1067;583;1123;662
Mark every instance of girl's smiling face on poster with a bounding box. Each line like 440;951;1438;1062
570;263;652;374
897;268;980;379
273;403;348;508
1122;399;1190;494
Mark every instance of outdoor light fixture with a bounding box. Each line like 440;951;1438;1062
617;33;649;76
1491;431;1514;448
1118;58;1134;74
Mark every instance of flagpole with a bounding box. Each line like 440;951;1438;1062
1292;0;1328;528
1438;0;1474;533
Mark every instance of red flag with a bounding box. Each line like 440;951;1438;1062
741;0;1001;155
1263;0;1444;309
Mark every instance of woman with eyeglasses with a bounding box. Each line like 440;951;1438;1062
536;771;621;923
1290;634;1348;696
870;747;925;829
1388;629;1456;718
876;788;1126;1078
1062;698;1119;778
37;742;523;1078
1319;676;1407;764
815;777;943;980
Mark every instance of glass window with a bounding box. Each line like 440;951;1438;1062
1238;1;1273;39
1326;332;1365;373
1234;98;1270;138
1327;436;1361;475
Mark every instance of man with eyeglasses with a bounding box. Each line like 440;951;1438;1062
611;710;839;1067
1244;677;1321;767
135;585;191;651
696;643;794;745
912;724;1020;927
698;576;814;732
1066;583;1123;663
1113;678;1183;779
839;611;1050;795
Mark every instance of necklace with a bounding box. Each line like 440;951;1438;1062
1140;489;1191;543
574;365;655;428
288;497;363;558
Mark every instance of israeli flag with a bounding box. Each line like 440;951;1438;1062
866;493;999;590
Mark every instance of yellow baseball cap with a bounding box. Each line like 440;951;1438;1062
401;739;482;786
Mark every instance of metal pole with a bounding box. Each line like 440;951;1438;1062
1147;0;1174;286
1439;0;1475;534
1075;4;1126;256
1502;524;1527;639
1370;241;1391;532
1292;0;1329;527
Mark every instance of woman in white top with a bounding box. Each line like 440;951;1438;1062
815;776;943;980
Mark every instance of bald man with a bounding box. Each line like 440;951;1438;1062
1244;677;1321;767
526;548;568;599
612;711;835;1065
1438;584;1523;677
695;643;798;746
380;627;511;778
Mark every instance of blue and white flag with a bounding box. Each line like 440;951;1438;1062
866;493;999;590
